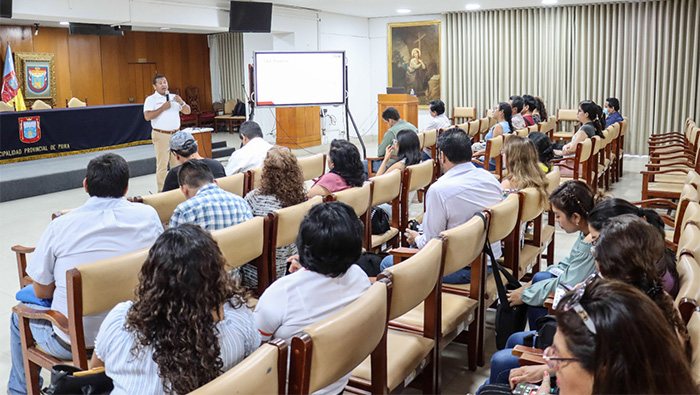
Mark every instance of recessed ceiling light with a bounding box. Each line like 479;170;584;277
59;21;69;25
542;0;558;4
465;3;481;10
160;27;171;30
397;8;411;14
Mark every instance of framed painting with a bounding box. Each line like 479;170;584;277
14;52;57;107
388;20;441;107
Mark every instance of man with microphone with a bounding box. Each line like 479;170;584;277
144;74;191;192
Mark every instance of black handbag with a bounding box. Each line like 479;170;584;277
45;364;113;395
370;206;391;235
477;213;528;350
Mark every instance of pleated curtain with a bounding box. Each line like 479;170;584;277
444;0;700;155
208;32;246;103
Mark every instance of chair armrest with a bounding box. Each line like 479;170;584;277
648;142;687;149
389;247;419;265
512;344;544;357
365;157;383;178
659;214;676;227
12;304;69;334
633;198;678;209
471;158;485;166
646;161;693;169
641;168;690;176
11;245;35;254
648;152;694;160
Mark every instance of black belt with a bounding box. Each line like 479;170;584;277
53;333;72;352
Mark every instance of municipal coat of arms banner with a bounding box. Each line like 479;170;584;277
14;52;56;107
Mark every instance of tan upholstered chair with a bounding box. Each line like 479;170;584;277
538;167;560;267
66;97;87;108
416;132;426;149
451;107;476;124
553;109;577;142
472;134;504;180
297;153;326;181
246;167;263;194
642;166;700;201
423;129;438;160
675;252;700;324
368;170;402;251
224;99;237;114
637;183;699;249
13;247;149;394
677;222;700;262
216;172;246;197
0;101;15;112
538;115;556;139
516;188;546;280
399;160;435;245
482;194;521;305
349;238;443;393
132;189;187;227
326;182;372;249
31;100;52;110
464;119;481;141
191;339;287;395
290;280;390;395
551;138;594;187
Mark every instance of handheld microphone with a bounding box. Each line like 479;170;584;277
165;90;170;102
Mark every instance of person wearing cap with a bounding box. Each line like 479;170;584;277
224;121;273;176
162;131;226;192
143;74;191;192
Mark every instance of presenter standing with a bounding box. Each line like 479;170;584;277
144;74;191;192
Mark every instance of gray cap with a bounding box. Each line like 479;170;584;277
169;131;197;151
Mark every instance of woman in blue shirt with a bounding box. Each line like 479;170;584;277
473;102;513;170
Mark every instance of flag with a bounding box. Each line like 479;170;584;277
2;44;26;111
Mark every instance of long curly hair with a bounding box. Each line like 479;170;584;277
503;135;548;207
329;139;365;187
126;224;251;394
259;146;307;207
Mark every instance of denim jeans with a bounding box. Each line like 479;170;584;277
9;304;73;395
480;330;537;389
380;254;493;284
361;159;382;180
526;271;555;329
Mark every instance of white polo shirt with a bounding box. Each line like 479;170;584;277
224;137;273;175
143;91;182;131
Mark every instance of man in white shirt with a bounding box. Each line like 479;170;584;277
8;153;163;394
424;99;452;131
143;74;192;192
380;128;503;283
224;120;272;175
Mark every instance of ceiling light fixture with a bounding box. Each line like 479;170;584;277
465;3;481;10
160;27;171;30
542;0;558;4
397;8;411;14
59;21;69;26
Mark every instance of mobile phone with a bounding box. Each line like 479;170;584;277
512;382;540;394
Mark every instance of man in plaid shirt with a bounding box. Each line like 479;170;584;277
169;159;252;230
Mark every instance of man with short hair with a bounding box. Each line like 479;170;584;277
162;131;226;192
521;95;538;126
509;95;527;130
380;128;503;283
424;99;452;131
8;153;163;394
604;97;623;127
170;159;252;230
144;74;192;192
224;121;273;176
368;107;419;174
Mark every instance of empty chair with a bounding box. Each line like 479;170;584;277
553;109;577;141
66;97;87;107
451;106;476;124
0;101;15;112
31;100;52;110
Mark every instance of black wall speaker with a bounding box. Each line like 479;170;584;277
0;0;12;19
229;1;272;33
69;23;127;36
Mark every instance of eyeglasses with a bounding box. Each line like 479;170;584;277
561;273;598;334
543;346;580;370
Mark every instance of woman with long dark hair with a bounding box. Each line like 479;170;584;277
308;139;365;198
473;102;514;169
555;100;605;157
527;132;555;173
375;129;422;176
92;225;259;394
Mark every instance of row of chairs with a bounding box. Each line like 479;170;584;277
0;98;87;112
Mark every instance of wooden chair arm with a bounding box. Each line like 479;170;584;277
633;198;678;209
512;344;544;357
549;156;573;164
659;213;676;227
471;158;485;166
648;152;694;161
519;354;547;366
11;245;35;254
389;247;419;265
366;156;384;178
648;142;688;149
513;345;546;366
645;162;693;170
13;304;69;334
641;168;690;176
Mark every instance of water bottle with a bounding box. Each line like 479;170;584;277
410;88;415;96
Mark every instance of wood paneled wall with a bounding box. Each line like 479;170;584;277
0;26;212;109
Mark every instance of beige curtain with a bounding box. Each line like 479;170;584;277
444;0;700;155
208;32;246;103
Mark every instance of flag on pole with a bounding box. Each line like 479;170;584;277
2;44;26;111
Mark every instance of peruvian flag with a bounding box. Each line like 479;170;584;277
2;44;26;110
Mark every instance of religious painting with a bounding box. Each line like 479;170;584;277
14;52;57;107
388;20;441;107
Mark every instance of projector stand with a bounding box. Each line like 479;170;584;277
344;63;367;158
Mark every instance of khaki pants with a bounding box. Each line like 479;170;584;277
152;130;180;192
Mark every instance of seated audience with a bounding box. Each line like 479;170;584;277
604;97;623;127
521;95;538;126
243;146;307;287
169;160;252;230
370;107;418;173
509;95;527;130
381;128;503;284
8;153;163;394
532;96;548;124
424;99;452;131
527;132;555;173
225;120;273;175
473;102;513;170
500;135;548;205
92;224;260;394
376;129;422;176
254;202;370;395
308;139;365;198
162;131;226;192
541;280;696;394
554;100;604;157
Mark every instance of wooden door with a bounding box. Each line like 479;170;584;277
127;63;157;104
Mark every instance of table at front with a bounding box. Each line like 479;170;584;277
214;115;246;134
0;103;152;164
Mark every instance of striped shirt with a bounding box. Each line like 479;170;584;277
95;300;260;395
169;183;252;230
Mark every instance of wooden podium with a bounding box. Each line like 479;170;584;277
377;94;419;142
276;106;321;148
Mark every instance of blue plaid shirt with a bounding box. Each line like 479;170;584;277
169;183;252;231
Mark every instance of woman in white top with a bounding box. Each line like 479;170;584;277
255;202;371;395
91;224;260;394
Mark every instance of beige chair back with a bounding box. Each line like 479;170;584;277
67;97;87;108
271;196;323;247
216;172;246;197
687;170;700;186
384;238;443;320
545;166;561;194
486;194;520;242
247;167;263;191
674;184;700;225
331;182;372;217
485;109;494;118
406;160;434;192
687;310;700;382
487;135;504;158
478;117;491;134
191;340;287;395
416;132;426;149
466;119;481;137
515;128;528;137
224;99;237;114
557;109;577;122
577;138;594;163
370;169;402;206
452;107;476;122
292;281;389;394
539;116;556;135
31;100;52;110
519;187;545;223
440;216;486;276
678;223;700;260
0;101;15;112
212;217;266;270
679;202;700;238
298;154;326;181
138;189;187;226
423;129;438;149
